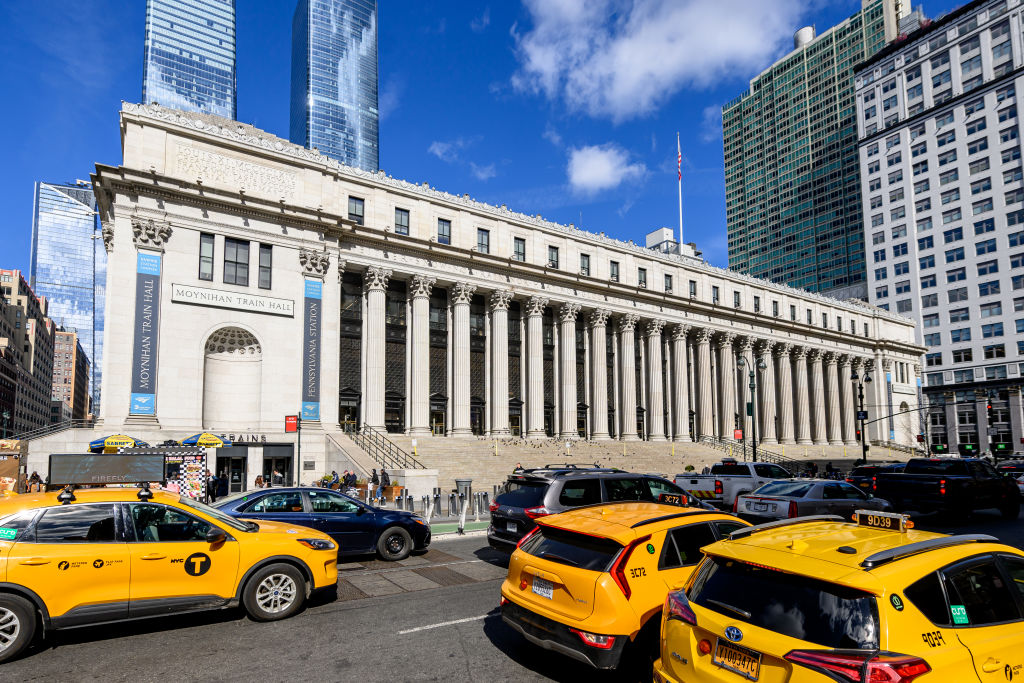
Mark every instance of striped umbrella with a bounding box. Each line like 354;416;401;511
88;434;150;454
179;433;232;448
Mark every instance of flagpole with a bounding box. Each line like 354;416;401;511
677;132;684;244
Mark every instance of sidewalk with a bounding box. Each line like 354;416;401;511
430;520;490;537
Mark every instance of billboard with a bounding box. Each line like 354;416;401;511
49;454;166;486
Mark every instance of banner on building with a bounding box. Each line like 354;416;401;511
886;371;895;441
130;252;161;415
301;279;321;420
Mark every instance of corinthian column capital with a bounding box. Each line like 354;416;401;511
618;313;640;333
451;281;477;305
525;295;548;317
364;266;392;292
489;289;513;311
559;302;581;322
589;309;611;328
645;319;665;337
671;324;691;341
410;275;436;298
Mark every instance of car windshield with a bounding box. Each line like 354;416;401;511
690;556;879;649
752;482;813;498
497;480;548;508
904;459;970;475
178;495;253;532
520;525;622;572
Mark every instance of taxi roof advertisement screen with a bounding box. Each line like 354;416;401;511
49;454;166;485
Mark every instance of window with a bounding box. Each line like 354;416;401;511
579;253;590;276
869;178;882;192
891;207;905;220
949;308;969;323
476;228;490;254
437;218;451;245
638;268;648;288
941;189;959;205
918;236;934;250
1007;188;1024;205
947;267;966;282
394;208;410;235
944;227;963;243
790;305;796;321
887;152;901;167
925;352;942;367
308;490;360;513
1005;167;1023;183
974;218;994;234
733;291;741;308
689;280;697;297
889;169;903;184
1012;230;1024;246
866;142;879;156
938;150;957;166
983;323;1005;338
921;293;938;308
979;281;1001;296
558;479;602;507
952;349;972;363
977;260;998;276
914;179;930;194
875;285;889;299
258;244;272;289
20;503;109;544
348;197;364;225
892;225;907;239
918;218;933;232
1014;253;1024;269
923;314;939;328
913;161;928;176
610;261;619;282
999;106;1017;123
965;98;984;115
772;300;779;317
894;262;909;276
223;238;249;286
904;573;951;626
984;342;1006;358
199;233;214;281
1004;147;1021;164
822;312;828;328
896;300;913;313
871;195;883;209
943;560;1021;626
547;246;559;269
951;328;971;343
245;491;304;513
969;158;990;175
918;256;934;270
872;214;884;228
948;287;968;302
873;249;887;263
1002;127;1019;144
896;280;911;295
945;247;965;263
924;333;942;345
976;239;997;255
868;161;880;174
664;274;673;293
968;138;989;155
998;85;1016;102
873;231;885;245
513;237;526;262
661;523;718;568
712;286;720;304
966;118;987;136
937;130;956;147
129;504;212;542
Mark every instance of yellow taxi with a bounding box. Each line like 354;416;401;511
0;487;339;662
654;510;1024;683
499;501;749;671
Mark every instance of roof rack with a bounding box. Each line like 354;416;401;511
860;534;999;569
631;510;715;528
729;515;844;541
540;463;608;470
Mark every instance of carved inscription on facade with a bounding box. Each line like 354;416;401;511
176;145;297;198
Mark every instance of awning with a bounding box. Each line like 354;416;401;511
179;433;232;448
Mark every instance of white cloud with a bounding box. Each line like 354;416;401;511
512;0;806;121
567;144;646;195
700;105;723;143
471;7;491;32
379;78;403;120
428;140;460;163
470;162;497;180
542;123;563;147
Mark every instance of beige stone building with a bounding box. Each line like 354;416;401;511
28;103;925;491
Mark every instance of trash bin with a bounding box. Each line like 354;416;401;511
455;478;473;502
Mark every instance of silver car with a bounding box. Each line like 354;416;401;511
735;479;892;521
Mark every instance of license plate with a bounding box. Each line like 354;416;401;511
713;640;761;681
531;576;553;599
506;521;517;533
753;503;768;512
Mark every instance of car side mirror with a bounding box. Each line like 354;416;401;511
356;506;366;516
867;494;874;499
206;527;227;544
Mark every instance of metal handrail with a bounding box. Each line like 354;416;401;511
343;424;424;470
698;435;802;469
9;418;95;442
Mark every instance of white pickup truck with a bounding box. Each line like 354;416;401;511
675;459;794;509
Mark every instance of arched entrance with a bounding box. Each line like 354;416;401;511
203;327;262;430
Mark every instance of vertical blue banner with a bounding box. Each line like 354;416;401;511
301;279;322;420
130;252;161;415
886;371;895;440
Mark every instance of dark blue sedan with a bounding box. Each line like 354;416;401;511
212;487;430;561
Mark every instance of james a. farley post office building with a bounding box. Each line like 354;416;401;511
28;103;924;490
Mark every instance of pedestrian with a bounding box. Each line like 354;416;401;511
254;474;264;488
825;461;834;478
513;462;523;472
330;470;340;489
206;469;218;503
810;462;819;478
370;469;379;499
379;469;390;499
272;468;284;487
217;470;229;497
27;471;42;493
346;471;357;488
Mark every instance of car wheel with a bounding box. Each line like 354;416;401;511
0;594;36;663
1001;500;1020;520
377;526;413;561
242;563;306;622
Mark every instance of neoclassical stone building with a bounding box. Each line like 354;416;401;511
57;104;924;487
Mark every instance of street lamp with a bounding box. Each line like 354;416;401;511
1;409;9;438
851;369;872;466
737;356;768;462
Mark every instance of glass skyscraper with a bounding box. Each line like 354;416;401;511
723;0;910;299
290;0;379;172
142;0;237;119
30;182;106;414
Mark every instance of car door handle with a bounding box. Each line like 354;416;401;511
20;558;50;566
982;658;1002;673
140;553;166;561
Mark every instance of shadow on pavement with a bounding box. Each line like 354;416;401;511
481;607;648;683
474;546;511;568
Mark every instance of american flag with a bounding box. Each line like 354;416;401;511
677;135;682;181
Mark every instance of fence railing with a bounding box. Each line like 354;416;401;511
10;419;94;442
698;435;802;469
343;423;424;470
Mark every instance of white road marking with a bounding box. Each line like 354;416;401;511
397;613;490;635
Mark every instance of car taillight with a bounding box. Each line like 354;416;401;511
610;534;651;600
516;526;540;549
845;477;853;483
664;589;697;625
732;497;739;513
872;476;877;492
714;480;723;495
569;628;616;650
524;506;551;519
788;501;798;518
939;479;946;496
489;501;499;513
785;650;931;683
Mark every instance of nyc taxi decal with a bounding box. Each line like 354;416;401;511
184;552;211;576
921;630;945;648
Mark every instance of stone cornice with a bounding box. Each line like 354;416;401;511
119;102;914;326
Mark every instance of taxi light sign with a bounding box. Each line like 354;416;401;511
854;509;911;533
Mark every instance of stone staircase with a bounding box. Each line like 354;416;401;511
381;436;912;492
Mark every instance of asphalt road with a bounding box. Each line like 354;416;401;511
4;513;1023;682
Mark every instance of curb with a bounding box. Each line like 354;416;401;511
432;528;488;541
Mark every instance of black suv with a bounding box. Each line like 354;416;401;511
486;464;713;551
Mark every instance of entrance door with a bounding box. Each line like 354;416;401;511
217;456;247;494
544;407;554;437
431;411;445;435
339;404;360;432
470;405;484;435
509;415;521;437
263;445;294;487
385;396;405;433
577;405;588;438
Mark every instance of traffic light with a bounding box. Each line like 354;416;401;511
855;429;861;442
916;434;925;443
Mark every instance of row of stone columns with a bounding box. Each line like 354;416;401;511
360;268;867;445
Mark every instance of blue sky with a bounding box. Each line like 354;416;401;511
0;0;962;275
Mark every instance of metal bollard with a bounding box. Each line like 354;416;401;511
394;492;403;510
433;492;441;517
481;491;489;516
474;493;481;522
405;494;413;511
447;492;458;517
